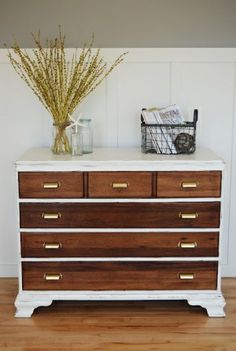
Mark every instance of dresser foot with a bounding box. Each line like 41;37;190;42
187;293;226;317
15;293;53;317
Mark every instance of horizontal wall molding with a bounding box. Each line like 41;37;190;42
2;48;236;64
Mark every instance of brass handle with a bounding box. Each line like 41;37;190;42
43;182;60;189
178;241;198;249
181;181;198;189
112;182;128;189
43;273;63;281
178;273;195;280
43;242;62;249
42;212;61;219
179;212;198;219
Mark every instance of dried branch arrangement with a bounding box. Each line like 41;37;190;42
7;30;127;153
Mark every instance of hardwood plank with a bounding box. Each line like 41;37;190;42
0;278;235;350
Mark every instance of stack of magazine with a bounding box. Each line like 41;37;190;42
141;105;185;154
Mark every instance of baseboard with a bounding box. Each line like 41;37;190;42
0;264;18;277
222;265;236;277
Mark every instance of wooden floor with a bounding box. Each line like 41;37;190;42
0;279;235;350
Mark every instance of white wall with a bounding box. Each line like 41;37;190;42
0;48;235;277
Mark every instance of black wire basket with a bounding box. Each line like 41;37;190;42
141;109;198;155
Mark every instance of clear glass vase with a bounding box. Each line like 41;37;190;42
51;123;71;154
79;118;93;154
71;131;83;156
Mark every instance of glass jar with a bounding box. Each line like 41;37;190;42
71;131;83;156
79;118;93;154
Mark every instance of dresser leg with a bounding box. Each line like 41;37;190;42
187;293;226;317
15;293;53;318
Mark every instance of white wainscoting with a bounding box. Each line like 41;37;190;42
0;48;235;277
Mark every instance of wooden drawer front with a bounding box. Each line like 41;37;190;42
157;171;221;198
21;232;219;258
88;172;153;198
19;172;84;198
20;202;220;229
22;261;217;291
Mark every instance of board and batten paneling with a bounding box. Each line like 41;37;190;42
0;49;235;277
171;62;235;270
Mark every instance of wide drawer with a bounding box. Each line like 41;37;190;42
88;172;153;198
19;172;84;198
21;232;219;258
22;261;217;290
157;171;221;198
20;202;220;228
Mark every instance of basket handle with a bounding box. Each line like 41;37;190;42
141;108;147;124
193;109;198;123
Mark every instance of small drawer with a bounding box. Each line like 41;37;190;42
20;202;220;229
19;172;84;198
88;172;153;198
157;171;221;198
22;261;217;290
21;232;219;258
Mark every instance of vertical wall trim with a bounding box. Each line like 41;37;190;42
169;62;172;105
116;68;120;147
227;62;236;268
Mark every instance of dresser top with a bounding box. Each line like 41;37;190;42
16;147;224;171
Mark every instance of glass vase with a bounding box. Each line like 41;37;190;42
71;131;83;156
79;118;93;154
51;123;71;154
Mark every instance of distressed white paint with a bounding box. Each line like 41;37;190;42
16;147;224;171
15;291;226;318
20;257;219;262
18;198;222;203
0;49;235;277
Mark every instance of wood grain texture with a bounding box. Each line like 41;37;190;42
20;232;219;258
0;278;235;351
20;202;221;228
88;172;153;198
19;172;84;198
22;261;217;291
157;171;221;198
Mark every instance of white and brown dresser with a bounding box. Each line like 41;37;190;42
15;147;226;317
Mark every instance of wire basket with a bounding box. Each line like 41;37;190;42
141;109;198;155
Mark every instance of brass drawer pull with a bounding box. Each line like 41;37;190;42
178;273;195;280
43;182;60;189
112;182;128;189
179;212;198;219
43;242;62;249
181;181;198;189
42;212;61;219
44;273;63;281
178;241;198;249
